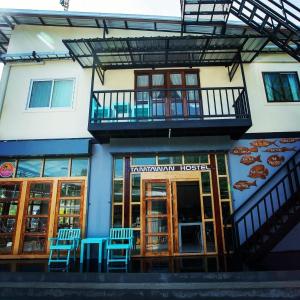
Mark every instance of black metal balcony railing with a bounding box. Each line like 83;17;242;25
90;87;250;124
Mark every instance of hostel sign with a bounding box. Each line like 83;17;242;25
130;164;210;173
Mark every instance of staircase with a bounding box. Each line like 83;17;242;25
226;150;300;264
181;0;300;62
230;0;300;62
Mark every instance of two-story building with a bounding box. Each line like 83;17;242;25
0;1;299;270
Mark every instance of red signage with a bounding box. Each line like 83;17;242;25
0;162;15;178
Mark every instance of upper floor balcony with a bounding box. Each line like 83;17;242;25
89;86;251;143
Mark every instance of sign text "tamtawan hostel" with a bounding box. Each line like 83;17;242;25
130;164;210;173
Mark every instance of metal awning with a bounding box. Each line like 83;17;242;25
0;8;262;54
63;35;269;70
181;0;232;24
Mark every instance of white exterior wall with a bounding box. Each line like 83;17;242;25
0;25;299;140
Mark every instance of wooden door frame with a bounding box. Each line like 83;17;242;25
141;179;173;257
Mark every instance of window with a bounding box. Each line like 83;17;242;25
263;72;300;102
16;159;42;178
28;79;74;109
43;159;69;177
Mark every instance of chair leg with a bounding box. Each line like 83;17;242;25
48;250;53;266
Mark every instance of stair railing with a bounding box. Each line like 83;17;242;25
225;149;300;252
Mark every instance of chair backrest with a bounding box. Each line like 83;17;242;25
57;228;81;240
109;228;133;240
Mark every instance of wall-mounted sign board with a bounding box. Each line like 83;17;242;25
130;164;210;173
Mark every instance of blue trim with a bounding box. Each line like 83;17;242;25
0;138;91;157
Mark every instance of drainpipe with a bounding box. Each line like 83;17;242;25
0;64;11;119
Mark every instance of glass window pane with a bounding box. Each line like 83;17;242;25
216;154;227;175
170;73;182;85
60;182;82;197
0;183;20;199
203;196;213;219
113;205;122;227
51;80;73;108
58;216;80;229
113;180;123;203
131;174;141;202
44;159;69;177
0;202;18;216
114;157;123;178
131;205;140;228
59;200;81;215
29;183;51;198
16;159;42;178
186;73;198;85
22;236;46;252
158;155;182;165
137;75;149;87
132;230;141;255
0;218;16;233
132;155;156;165
146;218;167;233
29;81;52;108
205;222;216;252
201;172;211;194
219;177;229;199
0;160;16;178
152;74;164;86
25;217;48;233
0;236;13;253
146;200;167;215
146;236;168;252
146;182;167;197
221;202;231;225
27;200;49;215
71;158;88;177
184;154;208;164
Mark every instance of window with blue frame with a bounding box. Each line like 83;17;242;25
28;79;74;108
263;72;300;102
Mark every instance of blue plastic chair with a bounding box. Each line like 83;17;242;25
106;228;133;267
48;228;81;269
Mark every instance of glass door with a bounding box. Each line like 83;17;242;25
21;181;52;254
142;180;172;256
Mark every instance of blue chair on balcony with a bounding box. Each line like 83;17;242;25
48;228;81;270
106;228;133;268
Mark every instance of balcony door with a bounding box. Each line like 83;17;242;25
135;70;201;119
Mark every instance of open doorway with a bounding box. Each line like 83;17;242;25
176;181;203;253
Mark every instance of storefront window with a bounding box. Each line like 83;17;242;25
113;157;124;178
16;159;42;178
132;155;156;166
44;159;69;177
71;158;88;177
184;153;209;164
158;155;182;165
0;160;16;179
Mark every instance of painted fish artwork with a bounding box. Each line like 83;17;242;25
264;147;297;153
230;147;258;155
233;180;257;191
279;138;300;144
250;139;278;148
248;164;269;179
240;155;261;166
267;155;285;167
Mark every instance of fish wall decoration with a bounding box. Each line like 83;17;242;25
230;147;258;155
264;147;297;153
250;140;278;148
248;164;269;179
240;155;261;166
267;155;285;167
279;138;300;144
233;180;257;191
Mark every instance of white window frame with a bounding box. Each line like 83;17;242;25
26;78;76;111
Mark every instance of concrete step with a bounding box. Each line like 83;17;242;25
1;271;300;299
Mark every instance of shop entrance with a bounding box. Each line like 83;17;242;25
175;181;203;254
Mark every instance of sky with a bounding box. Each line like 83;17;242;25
0;0;181;16
0;0;180;77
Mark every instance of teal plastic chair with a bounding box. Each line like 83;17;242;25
48;228;81;269
106;228;133;267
